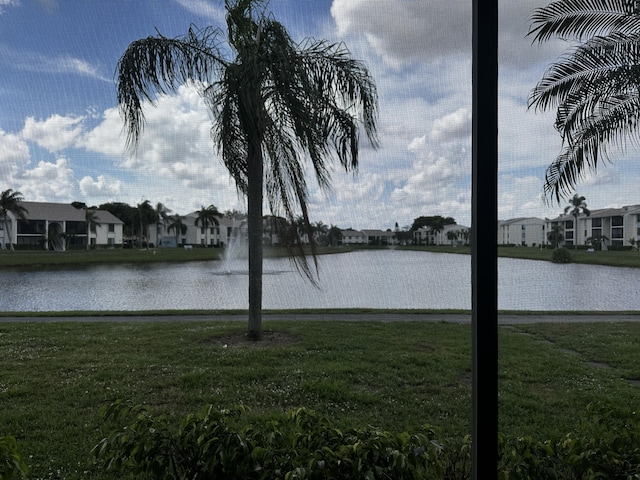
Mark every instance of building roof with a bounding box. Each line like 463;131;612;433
19;202;124;224
498;217;544;226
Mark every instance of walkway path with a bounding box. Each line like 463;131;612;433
0;312;638;323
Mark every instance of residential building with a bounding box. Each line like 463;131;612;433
361;229;396;245
547;204;640;248
413;224;470;246
341;228;367;245
497;217;546;247
149;213;245;248
0;201;124;250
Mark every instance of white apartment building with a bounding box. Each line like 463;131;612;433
0;201;124;250
547;204;640;248
497;217;546;247
413;224;470;246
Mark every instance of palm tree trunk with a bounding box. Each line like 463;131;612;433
247;138;263;341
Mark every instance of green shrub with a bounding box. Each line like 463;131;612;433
498;404;640;479
94;401;451;479
551;247;572;263
0;436;29;479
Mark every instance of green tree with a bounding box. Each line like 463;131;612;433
99;202;137;240
194;205;221;247
547;223;565;248
116;0;379;340
327;224;342;247
0;189;28;251
167;214;187;247
564;193;590;249
84;208;101;250
528;0;640;200
428;217;447;245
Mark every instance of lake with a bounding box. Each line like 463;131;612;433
0;250;638;311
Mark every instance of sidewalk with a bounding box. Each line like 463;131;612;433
0;312;638;323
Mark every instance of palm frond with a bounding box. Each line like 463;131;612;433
528;0;640;42
116;25;225;151
544;92;640;200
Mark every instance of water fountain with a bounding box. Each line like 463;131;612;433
218;220;248;274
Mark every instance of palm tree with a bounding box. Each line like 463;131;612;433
116;0;379;340
528;0;640;201
137;200;157;249
564;193;591;249
0;189;28;251
547;223;565;248
428;217;446;245
327;225;342;247
167;214;187;247
194;205;221;247
447;230;459;246
84;208;101;250
154;202;172;247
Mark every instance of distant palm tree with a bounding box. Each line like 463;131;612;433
155;202;172;246
528;0;640;201
167;214;187;247
115;0;378;340
84;208;101;250
429;217;446;245
327;225;342;247
0;189;28;251
137;200;157;249
447;230;458;246
547;223;565;248
194;205;221;247
564;194;590;249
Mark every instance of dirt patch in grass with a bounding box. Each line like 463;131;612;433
207;330;299;348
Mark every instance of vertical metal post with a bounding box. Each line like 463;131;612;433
472;0;498;478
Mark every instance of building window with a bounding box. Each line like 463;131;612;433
565;231;574;240
612;227;623;238
565;220;573;229
108;238;114;245
592;218;602;228
612;215;623;227
108;223;115;232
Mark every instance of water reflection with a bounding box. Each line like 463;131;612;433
0;250;638;311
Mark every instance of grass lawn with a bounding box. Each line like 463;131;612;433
1;319;639;479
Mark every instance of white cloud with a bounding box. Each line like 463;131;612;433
0;44;110;82
79;175;123;198
331;0;470;67
173;0;225;24
0;129;30;178
22;115;85;152
0;0;19;14
17;158;76;202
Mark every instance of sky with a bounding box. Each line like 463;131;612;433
1;0;640;231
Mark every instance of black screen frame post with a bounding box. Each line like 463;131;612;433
471;0;499;478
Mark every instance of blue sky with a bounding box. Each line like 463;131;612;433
1;0;639;230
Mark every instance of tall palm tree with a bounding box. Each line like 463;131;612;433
154;202;172;247
194;204;221;247
167;214;187;247
564;193;591;249
528;0;640;201
116;0;379;340
137;200;157;249
0;189;28;251
84;208;101;250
